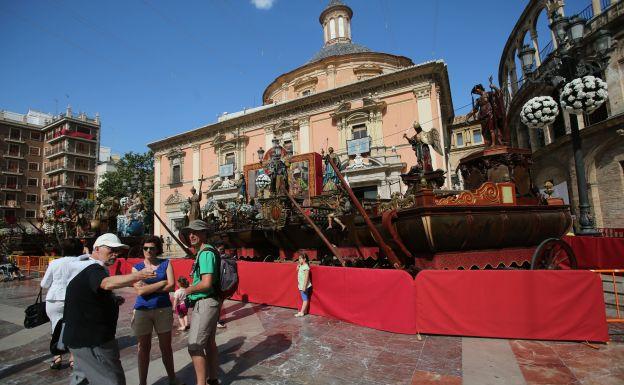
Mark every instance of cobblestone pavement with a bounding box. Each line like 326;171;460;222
1;279;623;385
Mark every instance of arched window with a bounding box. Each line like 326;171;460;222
330;18;336;39
338;16;345;37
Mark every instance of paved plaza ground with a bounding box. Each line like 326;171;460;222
0;279;623;385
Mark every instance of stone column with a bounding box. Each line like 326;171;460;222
153;155;162;236
368;110;383;147
299;117;310;153
192;144;201;190
592;0;602;16
327;65;336;89
509;60;519;95
264;126;274;153
531;29;541;67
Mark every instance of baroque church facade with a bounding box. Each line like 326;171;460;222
148;1;455;236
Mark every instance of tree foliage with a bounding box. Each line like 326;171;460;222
97;151;154;233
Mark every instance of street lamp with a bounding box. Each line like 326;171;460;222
520;12;614;235
257;147;265;163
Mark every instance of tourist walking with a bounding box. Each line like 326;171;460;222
180;220;221;385
63;233;156;385
131;235;180;385
166;236;172;252
40;239;92;370
295;253;312;317
173;277;190;331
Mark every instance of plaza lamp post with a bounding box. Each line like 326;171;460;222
518;12;613;235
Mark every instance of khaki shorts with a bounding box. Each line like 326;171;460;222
131;307;173;336
187;297;221;354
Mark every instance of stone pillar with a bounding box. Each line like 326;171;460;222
265;126;274;153
368;110;383;147
531;29;541;67
592;0;602;16
327;65;336;89
509;61;519;95
337;117;347;152
299;117;310;153
527;126;540;152
154;155;162;236
192;144;201;190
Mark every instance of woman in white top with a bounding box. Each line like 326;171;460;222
40;239;95;370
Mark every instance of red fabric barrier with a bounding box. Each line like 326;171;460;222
416;270;608;342
564;236;624;269
109;259;608;341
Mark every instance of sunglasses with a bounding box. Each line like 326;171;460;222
143;246;158;252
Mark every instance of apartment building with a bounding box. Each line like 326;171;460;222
0;107;100;225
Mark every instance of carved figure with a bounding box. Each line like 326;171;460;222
466;76;507;146
188;178;203;222
403;123;442;175
322;147;342;192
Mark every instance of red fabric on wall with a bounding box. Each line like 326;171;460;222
416;270;608;342
564;236;624;269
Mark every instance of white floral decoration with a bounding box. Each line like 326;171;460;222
255;173;271;190
520;96;560;128
559;75;608;114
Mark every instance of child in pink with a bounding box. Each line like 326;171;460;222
172;277;190;331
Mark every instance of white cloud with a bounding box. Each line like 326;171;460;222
251;0;275;10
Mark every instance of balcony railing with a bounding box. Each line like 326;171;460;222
45;144;97;158
3;151;24;159
1;167;25;175
45;163;95;173
0;184;22;190
0;200;21;208
5;135;26;143
47;129;96;142
44;180;95;190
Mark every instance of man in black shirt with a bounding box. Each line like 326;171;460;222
64;233;155;385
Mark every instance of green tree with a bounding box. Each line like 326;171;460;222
97;151;154;233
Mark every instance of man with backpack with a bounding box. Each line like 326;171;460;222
180;220;222;385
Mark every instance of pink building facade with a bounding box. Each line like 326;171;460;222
148;1;455;237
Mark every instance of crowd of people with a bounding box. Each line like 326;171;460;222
38;219;313;385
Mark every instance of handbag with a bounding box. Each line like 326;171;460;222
50;319;70;355
24;288;49;329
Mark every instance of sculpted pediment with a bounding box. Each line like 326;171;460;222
165;189;186;205
166;148;185;160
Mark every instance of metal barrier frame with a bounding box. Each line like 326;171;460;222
591;269;624;323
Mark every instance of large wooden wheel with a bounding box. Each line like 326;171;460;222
530;238;578;270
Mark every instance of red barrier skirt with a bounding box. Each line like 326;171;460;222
109;259;608;341
564;236;624;269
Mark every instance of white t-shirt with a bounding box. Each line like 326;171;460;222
173;288;187;303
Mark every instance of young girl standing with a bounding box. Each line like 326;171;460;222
295;253;312;317
172;277;190;331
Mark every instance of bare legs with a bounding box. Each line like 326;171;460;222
177;313;188;331
190;340;218;385
137;332;176;385
295;299;309;317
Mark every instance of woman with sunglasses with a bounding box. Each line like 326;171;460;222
131;236;180;385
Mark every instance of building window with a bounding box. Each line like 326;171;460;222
172;165;181;184
473;129;483;144
30;131;42;141
352;185;378;202
29;146;40;156
352;124;367;140
7;160;19;172
27;178;38;187
456;132;464;147
26;194;37;203
8;144;20;156
330;18;336;39
224;152;236;170
338;16;345;37
10;128;21;140
6;176;18;189
5;193;17;205
28;162;39;171
25;210;36;218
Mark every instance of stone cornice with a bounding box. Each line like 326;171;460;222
148;61;453;153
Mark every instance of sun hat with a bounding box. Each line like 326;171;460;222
179;220;210;246
92;233;129;250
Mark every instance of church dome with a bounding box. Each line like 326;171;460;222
308;42;372;63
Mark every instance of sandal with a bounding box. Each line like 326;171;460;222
50;356;63;370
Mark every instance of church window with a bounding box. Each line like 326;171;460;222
338;16;345;37
172;165;181;184
473;129;483;144
330;18;336;39
456;132;464;147
224;152;236;169
352;124;367;140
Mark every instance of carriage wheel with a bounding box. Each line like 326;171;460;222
530;238;578;270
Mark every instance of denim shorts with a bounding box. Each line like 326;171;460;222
300;287;312;301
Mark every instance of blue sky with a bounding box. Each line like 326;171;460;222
0;0;589;154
